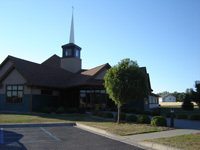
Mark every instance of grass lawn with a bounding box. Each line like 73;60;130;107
145;133;200;150
81;122;164;136
0;113;167;136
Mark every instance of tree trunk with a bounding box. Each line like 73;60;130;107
117;104;121;124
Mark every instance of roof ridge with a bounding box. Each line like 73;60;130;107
8;55;40;65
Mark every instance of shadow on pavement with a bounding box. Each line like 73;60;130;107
0;130;26;150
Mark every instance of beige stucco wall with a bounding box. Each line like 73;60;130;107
61;58;81;73
0;66;60;96
94;69;107;80
0;60;13;78
0;69;27;94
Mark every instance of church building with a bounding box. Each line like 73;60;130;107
0;13;159;112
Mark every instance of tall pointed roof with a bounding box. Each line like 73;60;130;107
69;7;75;43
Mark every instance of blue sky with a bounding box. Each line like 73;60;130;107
0;0;199;94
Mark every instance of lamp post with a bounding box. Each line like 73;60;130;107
170;108;174;127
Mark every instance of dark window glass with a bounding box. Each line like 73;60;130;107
65;49;72;56
7;86;12;90
75;49;80;58
13;86;17;90
6;85;23;104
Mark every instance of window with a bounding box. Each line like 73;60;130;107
75;49;80;58
6;85;23;104
65;49;72;56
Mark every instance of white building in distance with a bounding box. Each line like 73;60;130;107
159;94;176;102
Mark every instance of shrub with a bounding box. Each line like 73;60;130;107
56;107;65;114
92;110;99;116
126;115;137;122
151;116;167;126
177;114;188;119
103;112;114;118
137;115;151;124
190;114;200;121
115;112;127;120
97;111;104;117
41;106;55;114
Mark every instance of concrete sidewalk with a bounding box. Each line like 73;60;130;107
76;123;200;150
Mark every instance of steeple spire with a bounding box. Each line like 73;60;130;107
69;7;75;43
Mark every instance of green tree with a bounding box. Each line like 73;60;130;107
182;93;194;110
177;93;185;102
104;58;149;123
191;81;200;109
158;91;169;96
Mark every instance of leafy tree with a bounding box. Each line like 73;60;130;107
177;93;185;102
158;91;169;96
192;81;200;109
104;58;149;123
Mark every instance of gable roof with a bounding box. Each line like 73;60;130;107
66;63;110;87
42;54;61;68
0;55;110;89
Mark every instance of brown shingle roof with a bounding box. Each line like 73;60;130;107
42;54;61;68
0;55;109;89
8;56;74;88
66;63;110;87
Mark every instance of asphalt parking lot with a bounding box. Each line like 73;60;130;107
0;126;144;150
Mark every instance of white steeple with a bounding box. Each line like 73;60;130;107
69;7;75;43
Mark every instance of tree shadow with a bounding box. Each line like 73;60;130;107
0;130;26;150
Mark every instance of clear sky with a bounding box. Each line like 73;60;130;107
0;0;199;94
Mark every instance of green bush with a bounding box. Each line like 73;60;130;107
137;115;151;124
115;112;127;120
103;112;114;118
97;111;104;117
177;114;188;119
56;107;65;114
41;106;55;114
190;114;200;120
126;115;137;122
151;116;167;126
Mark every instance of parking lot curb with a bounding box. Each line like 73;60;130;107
75;123;117;137
0;123;76;128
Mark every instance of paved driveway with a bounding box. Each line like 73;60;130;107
0;126;144;150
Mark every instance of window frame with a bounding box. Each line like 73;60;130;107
6;85;24;104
